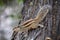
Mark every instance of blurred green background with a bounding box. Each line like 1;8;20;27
0;0;24;40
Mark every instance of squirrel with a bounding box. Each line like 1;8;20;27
11;5;51;40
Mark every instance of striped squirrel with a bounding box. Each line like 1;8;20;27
11;5;51;40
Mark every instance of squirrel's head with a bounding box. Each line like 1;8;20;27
42;5;52;10
40;5;52;13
